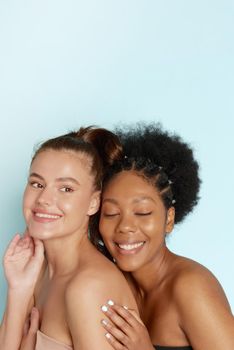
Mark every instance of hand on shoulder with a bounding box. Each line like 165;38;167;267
65;270;138;350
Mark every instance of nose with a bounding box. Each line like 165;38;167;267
36;187;54;206
116;214;137;234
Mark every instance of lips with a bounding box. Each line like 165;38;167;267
118;242;144;250
32;210;62;222
35;212;61;219
115;241;145;255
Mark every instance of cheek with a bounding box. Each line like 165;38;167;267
99;218;112;241
62;193;93;217
23;188;33;216
62;201;74;212
141;219;155;230
140;217;165;235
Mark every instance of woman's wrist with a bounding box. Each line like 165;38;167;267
8;284;34;299
0;290;33;350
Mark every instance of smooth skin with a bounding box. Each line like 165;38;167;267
5;149;137;350
99;170;234;350
101;302;154;350
0;233;44;350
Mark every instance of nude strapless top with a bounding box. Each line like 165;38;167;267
36;330;73;350
154;346;192;349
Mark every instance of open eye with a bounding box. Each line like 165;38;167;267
60;187;74;193
30;181;43;189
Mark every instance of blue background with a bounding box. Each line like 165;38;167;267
0;1;233;318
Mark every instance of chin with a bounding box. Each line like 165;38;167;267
27;225;53;240
115;260;140;273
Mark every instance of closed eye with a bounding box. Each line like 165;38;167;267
103;213;119;217
135;212;152;216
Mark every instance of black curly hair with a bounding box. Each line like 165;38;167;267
89;122;201;255
104;122;201;224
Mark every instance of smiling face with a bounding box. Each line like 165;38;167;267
23;149;100;241
99;171;175;272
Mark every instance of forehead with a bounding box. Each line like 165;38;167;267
30;149;92;179
103;171;161;202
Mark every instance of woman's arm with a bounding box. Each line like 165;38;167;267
65;274;138;350
175;269;234;350
0;234;44;349
66;277;117;350
97;272;234;350
20;307;40;350
1;290;31;349
100;301;155;350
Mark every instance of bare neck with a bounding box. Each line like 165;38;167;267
131;246;175;296
43;229;92;278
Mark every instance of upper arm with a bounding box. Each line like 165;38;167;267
175;270;234;350
65;277;116;350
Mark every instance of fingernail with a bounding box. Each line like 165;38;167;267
105;333;111;339
101;319;108;325
123;305;128;310
101;305;108;312
107;299;114;306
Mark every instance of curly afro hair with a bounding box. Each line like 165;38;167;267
103;122;201;224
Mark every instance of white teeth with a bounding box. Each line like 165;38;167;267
35;213;60;219
118;242;144;250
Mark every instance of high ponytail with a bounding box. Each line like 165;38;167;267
32;125;123;191
74;126;123;168
30;125;121;258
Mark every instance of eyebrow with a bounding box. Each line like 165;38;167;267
102;196;156;204
29;172;44;181
29;173;80;185
56;177;80;186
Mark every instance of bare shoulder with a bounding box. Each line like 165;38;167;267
64;255;137;350
64;274;114;350
170;256;234;349
171;256;231;311
65;254;136;309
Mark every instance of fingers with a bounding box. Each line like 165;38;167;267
23;308;39;336
28;307;40;335
112;305;142;327
20;308;40;350
28;238;34;253
15;236;31;253
126;309;144;326
103;331;126;349
23;317;30;336
101;318;129;348
101;300;154;350
102;304;133;336
102;300;142;329
4;234;32;263
4;234;21;258
101;299;146;349
33;238;44;260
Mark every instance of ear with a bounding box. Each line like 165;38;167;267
165;206;175;234
87;191;101;216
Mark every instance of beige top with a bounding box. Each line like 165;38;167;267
36;330;73;350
